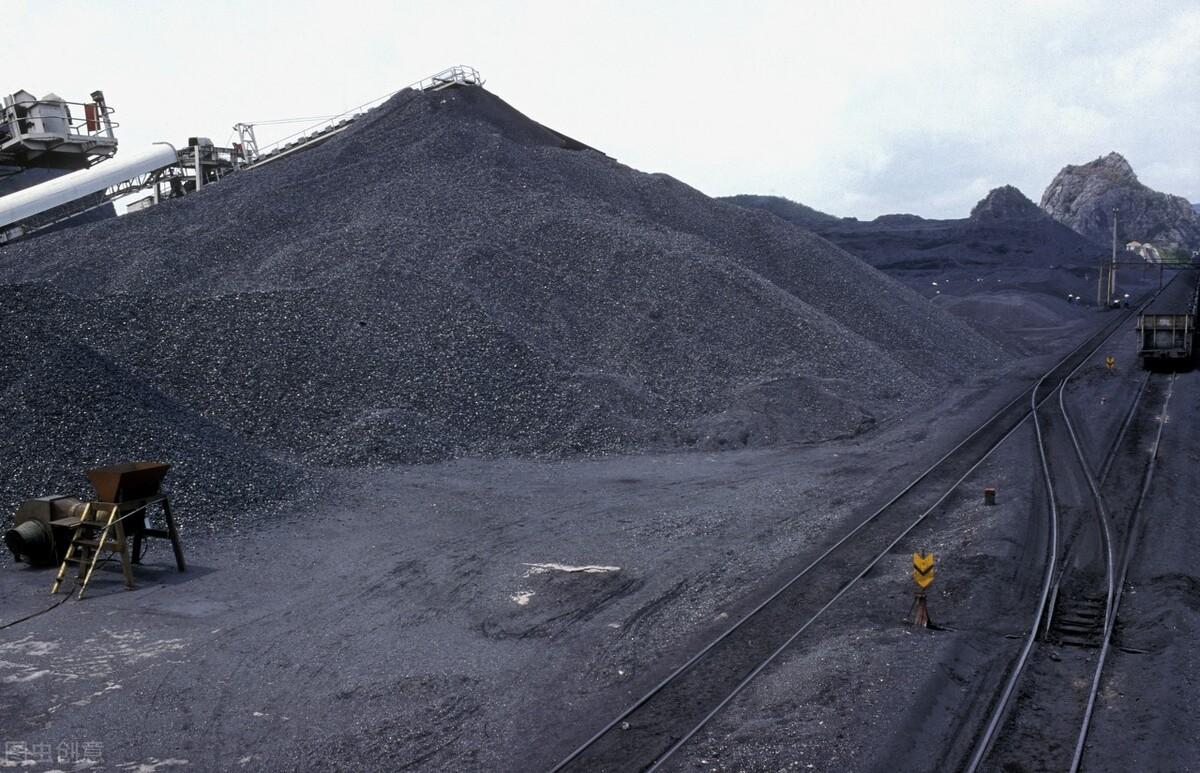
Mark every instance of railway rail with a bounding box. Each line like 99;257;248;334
965;345;1175;771
965;332;1115;771
550;308;1139;772
1073;372;1173;769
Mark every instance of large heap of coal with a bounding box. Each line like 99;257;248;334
0;86;1000;524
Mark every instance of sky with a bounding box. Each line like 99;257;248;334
4;0;1198;219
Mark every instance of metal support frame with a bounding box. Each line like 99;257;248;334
233;122;259;167
0;141;239;246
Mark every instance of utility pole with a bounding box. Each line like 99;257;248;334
1109;207;1119;304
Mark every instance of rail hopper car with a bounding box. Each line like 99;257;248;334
1138;269;1199;367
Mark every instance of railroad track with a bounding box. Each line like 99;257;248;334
964;350;1175;772
1074;372;1174;769
550;309;1138;773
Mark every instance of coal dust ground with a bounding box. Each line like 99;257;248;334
1;260;1184;772
3;270;1185;772
0;303;1141;773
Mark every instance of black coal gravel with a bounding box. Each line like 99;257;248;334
0;86;1001;528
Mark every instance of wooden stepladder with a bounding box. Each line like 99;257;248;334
51;502;134;597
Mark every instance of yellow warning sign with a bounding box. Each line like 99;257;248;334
1105;356;1115;370
913;552;935;589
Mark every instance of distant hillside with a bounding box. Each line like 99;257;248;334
721;195;847;231
1040;152;1200;253
969;185;1045;221
723;187;1102;269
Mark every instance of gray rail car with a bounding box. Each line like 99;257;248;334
1138;269;1199;366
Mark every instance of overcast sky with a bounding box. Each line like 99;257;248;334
6;0;1198;219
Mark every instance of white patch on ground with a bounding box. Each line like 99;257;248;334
0;630;185;700
71;681;123;707
522;563;620;576
2;668;50;683
0;637;59;657
115;759;189;773
510;591;534;606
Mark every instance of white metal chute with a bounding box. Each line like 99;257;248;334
0;143;178;231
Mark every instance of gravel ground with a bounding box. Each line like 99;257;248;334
0;285;1153;773
0;361;1042;772
0;85;1000;526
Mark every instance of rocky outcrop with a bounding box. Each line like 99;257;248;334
1040;152;1200;251
970;185;1045;221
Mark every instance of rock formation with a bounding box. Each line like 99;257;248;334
969;185;1045;222
1040;152;1200;252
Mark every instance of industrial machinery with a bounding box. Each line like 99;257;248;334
1137;269;1199;367
177;136;240;188
0;67;486;244
0;90;116;173
4;496;87;565
49;461;185;596
0;143;177;243
5;462;185;596
0;138;241;245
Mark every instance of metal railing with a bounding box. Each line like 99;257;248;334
410;65;484;92
1;96;117;143
240;65;484;165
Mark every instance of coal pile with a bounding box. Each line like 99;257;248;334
0;86;1002;525
0;292;294;533
725;188;1103;270
0;168;63;197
